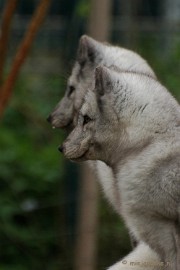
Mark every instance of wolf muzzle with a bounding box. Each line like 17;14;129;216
58;145;64;153
47;114;52;123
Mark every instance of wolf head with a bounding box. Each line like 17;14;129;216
47;35;156;129
60;66;180;166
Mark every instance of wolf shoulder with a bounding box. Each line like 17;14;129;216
118;134;180;217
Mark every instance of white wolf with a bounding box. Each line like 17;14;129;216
48;36;160;269
48;35;156;129
48;35;157;212
61;66;180;270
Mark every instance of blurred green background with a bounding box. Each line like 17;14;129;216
0;0;179;269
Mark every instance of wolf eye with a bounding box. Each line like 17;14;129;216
83;115;91;125
68;86;75;97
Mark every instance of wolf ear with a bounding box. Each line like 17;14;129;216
95;66;113;96
77;35;103;66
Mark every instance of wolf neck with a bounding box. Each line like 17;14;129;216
105;124;180;174
104;134;153;171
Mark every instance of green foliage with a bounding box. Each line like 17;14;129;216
155;44;180;100
138;37;180;101
0;74;69;269
75;0;90;18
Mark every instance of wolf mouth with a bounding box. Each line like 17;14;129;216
54;120;73;131
69;149;89;162
62;121;73;131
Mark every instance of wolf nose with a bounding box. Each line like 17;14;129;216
58;145;64;153
47;115;52;123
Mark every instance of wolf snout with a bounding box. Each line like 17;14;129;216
58;145;64;153
47;114;52;123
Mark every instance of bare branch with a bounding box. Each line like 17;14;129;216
0;0;18;83
0;0;51;118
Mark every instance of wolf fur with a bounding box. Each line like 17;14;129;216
107;242;160;270
48;35;156;129
48;36;161;269
61;67;180;270
48;35;157;212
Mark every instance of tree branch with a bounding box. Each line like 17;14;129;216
0;0;51;118
0;0;18;83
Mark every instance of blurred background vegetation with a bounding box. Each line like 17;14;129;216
0;0;179;269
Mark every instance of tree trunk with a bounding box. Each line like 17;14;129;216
74;163;99;270
74;1;112;270
88;0;112;41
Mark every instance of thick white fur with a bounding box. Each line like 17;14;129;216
49;36;164;268
107;242;160;270
93;162;162;270
63;70;180;269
